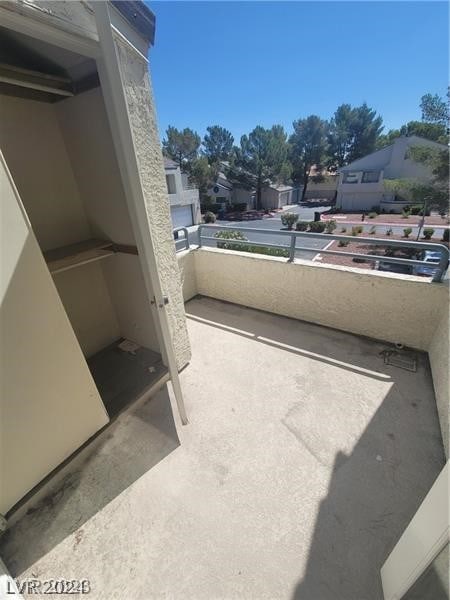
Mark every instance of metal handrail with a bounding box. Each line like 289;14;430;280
173;227;190;251
194;224;449;283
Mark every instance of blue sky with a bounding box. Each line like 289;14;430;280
147;1;448;143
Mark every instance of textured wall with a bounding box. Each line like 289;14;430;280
428;305;450;457
192;247;448;351
114;36;191;370
177;249;198;302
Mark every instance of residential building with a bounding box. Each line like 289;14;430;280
302;166;338;202
164;158;201;228
208;171;295;211
207;171;233;204
336;135;447;212
260;183;295;209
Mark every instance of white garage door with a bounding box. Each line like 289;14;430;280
171;205;193;229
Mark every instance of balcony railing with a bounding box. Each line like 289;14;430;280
174;224;449;283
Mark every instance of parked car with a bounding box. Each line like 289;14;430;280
376;261;414;275
413;250;441;278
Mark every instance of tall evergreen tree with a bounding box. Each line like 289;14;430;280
162;126;201;168
327;103;383;169
289;115;329;201
229;125;288;210
420;91;449;126
202;126;234;164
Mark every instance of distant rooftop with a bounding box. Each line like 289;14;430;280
163;157;178;170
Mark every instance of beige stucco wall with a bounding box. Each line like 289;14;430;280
114;35;191;370
428;303;450;457
188;248;447;351
177;249;198;302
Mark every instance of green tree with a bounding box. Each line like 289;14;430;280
289;115;329;201
347;103;383;162
229;125;288;210
189;156;219;201
202;126;234;164
420;91;449;126
385;146;449;214
328;103;383;169
376;121;447;148
326;104;354;168
162;126;201;168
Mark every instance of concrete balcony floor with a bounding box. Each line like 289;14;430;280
1;297;446;599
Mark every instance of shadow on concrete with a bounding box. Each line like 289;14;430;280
290;386;445;599
186;296;446;599
1;386;180;576
186;295;395;381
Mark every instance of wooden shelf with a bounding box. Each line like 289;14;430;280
43;239;115;274
87;339;168;418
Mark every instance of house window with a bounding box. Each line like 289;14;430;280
166;174;176;194
362;171;380;183
343;172;359;184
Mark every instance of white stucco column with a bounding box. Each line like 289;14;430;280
112;36;191;369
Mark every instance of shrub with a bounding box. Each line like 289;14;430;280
214;229;246;250
338;240;349;247
351;225;364;236
403;227;412;238
309;221;326;233
422;228;435;240
295;221;308;231
204;211;216;223
386;227;393;236
401;210;410;218
247;245;289;258
231;202;247;213
410;205;422;215
280;212;299;230
442;229;449;243
368;212;377;219
369;225;376;235
214;230;289;257
340;227;347;233
325;219;337;233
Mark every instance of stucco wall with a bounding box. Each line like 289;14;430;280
114;36;191;369
189;247;447;351
428;304;450;457
177;249;198;303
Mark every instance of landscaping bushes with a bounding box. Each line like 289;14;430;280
442;229;449;243
422;228;435;240
214;230;247;250
295;221;309;231
338;240;349;247
325;220;337;233
214;230;289;258
281;212;299;230
368;212;377;219
204;211;217;223
351;225;364;236
403;227;412;238
308;221;326;233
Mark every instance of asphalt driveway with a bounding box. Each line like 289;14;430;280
186;205;332;260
